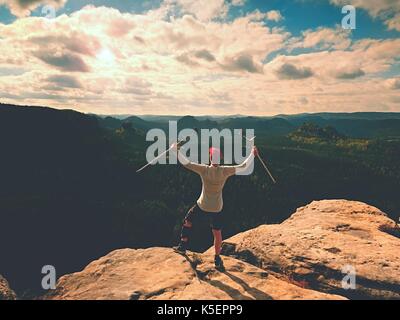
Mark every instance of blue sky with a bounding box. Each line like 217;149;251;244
0;0;399;115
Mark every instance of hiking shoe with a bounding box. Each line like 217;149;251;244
173;243;187;254
214;255;225;271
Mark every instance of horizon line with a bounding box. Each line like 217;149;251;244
2;102;400;118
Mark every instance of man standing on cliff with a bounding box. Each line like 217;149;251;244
171;143;258;270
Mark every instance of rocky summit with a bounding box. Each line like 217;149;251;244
217;199;400;299
42;200;399;300
44;247;343;300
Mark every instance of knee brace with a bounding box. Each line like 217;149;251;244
181;223;192;238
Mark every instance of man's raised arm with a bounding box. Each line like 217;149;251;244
171;143;207;175
223;146;257;177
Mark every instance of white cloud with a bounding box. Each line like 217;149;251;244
291;26;351;50
274;62;313;80
166;0;228;21
0;0;67;17
385;78;400;90
0;5;288;113
0;4;399;115
266;10;283;22
268;38;400;80
240;9;283;23
385;13;400;32
231;0;246;6
162;0;250;22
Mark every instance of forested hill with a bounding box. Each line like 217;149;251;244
0;103;147;297
0;103;399;298
97;111;400;139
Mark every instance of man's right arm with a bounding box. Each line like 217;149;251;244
172;143;206;175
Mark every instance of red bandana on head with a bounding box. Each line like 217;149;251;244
209;147;223;164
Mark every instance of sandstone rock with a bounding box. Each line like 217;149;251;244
44;247;344;300
217;200;400;299
0;275;16;300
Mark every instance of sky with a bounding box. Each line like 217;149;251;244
0;0;399;115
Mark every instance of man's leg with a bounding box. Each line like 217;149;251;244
175;205;197;252
212;229;222;256
210;213;224;270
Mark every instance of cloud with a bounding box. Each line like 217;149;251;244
0;4;399;114
270;38;400;81
118;77;153;96
266;10;283;22
241;9;283;23
299;97;309;105
45;74;83;89
291;26;351;50
1;5;287;75
0;0;67;17
194;49;216;62
165;0;248;21
176;53;199;66
169;0;228;21
28;33;101;57
385;13;400;31
0;67;26;76
275;63;313;80
176;49;216;67
230;0;246;6
34;51;91;72
335;68;365;79
106;17;136;38
386;78;400;90
222;54;263;73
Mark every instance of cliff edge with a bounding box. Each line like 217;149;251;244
44;200;399;300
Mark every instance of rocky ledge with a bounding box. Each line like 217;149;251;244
44;200;399;300
217;200;400;299
44;247;344;300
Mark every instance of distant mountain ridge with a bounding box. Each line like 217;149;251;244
274;112;400;121
98;112;400;122
2;102;400;138
94;110;400;139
